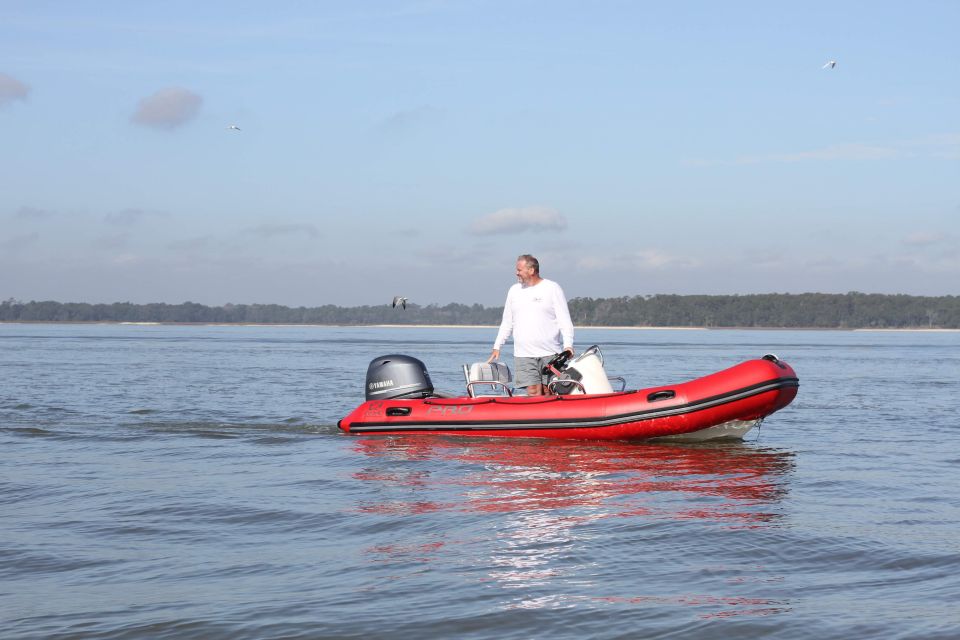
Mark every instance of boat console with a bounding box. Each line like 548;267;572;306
544;346;625;395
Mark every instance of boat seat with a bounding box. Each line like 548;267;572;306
462;362;513;397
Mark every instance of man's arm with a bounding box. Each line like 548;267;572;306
554;283;574;353
489;289;514;362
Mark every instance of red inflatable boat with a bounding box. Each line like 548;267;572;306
338;349;799;441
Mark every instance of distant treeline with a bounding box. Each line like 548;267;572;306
0;298;501;326
2;293;959;328
567;293;960;328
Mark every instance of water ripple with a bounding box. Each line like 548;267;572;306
2;325;959;639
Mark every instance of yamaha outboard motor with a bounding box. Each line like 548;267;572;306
365;354;435;400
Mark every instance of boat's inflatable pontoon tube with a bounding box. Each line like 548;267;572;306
339;355;799;441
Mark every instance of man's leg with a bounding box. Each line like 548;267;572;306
525;355;551;396
515;357;547;396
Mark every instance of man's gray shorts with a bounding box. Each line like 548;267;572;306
514;355;556;388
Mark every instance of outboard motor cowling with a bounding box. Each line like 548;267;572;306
365;354;434;400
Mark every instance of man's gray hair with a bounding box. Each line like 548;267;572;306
517;254;539;275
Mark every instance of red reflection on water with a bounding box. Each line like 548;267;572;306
593;594;792;618
367;541;446;562
351;436;794;526
352;437;795;619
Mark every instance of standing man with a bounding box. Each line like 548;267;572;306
488;254;574;396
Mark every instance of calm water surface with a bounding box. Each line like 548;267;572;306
1;324;958;639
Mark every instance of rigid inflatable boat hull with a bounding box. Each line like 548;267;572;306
338;358;798;441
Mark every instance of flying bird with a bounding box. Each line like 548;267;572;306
227;124;242;131
822;60;837;69
392;296;408;310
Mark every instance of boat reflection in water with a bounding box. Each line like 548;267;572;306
351;436;796;619
352;436;794;523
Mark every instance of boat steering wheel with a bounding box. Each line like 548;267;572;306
542;350;573;376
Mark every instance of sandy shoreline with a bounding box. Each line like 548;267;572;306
374;325;960;332
2;321;957;332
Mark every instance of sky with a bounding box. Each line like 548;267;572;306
1;1;958;307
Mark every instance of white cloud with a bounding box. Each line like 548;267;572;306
680;142;915;168
737;143;898;164
908;133;960;160
14;205;55;220
803;256;845;270
576;249;699;271
0;73;29;107
690;134;960;168
902;231;945;247
415;246;472;265
104;208;168;226
94;232;132;250
906;133;960;147
469;206;567;236
1;232;40;251
111;253;142;265
756;134;960;165
131;87;202;130
242;223;320;239
167;236;215;252
374;105;443;136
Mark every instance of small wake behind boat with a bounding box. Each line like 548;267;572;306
338;347;799;442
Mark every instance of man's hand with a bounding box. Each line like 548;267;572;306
487;349;500;363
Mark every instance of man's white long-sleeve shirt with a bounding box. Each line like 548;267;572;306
493;279;574;358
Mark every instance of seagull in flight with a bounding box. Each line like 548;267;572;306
392;296;408;310
822;60;837;69
227;124;242;131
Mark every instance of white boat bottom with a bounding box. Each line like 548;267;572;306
648;419;761;442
